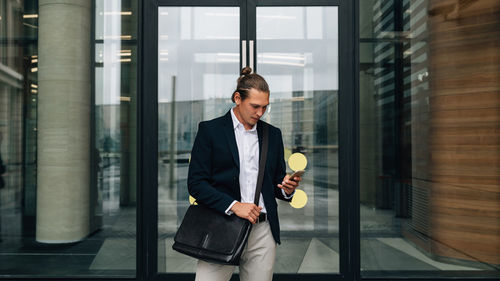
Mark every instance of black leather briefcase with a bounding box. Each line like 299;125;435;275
172;204;251;265
173;124;269;265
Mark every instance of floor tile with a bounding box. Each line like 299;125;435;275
298;238;339;273
361;238;436;271
90;239;135;270
274;238;311;273
377;238;481;271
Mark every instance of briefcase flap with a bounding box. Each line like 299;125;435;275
174;205;251;255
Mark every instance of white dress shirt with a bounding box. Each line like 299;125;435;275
226;108;292;215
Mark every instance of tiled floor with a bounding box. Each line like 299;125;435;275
0;186;492;276
86;234;484;275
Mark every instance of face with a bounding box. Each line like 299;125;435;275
233;88;270;130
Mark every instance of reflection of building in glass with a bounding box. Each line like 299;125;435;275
158;90;338;171
1;0;138;275
157;89;339;235
157;89;338;195
363;0;500;267
0;0;38;237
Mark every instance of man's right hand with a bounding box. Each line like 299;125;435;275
230;202;262;224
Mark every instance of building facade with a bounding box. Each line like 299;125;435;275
0;0;498;280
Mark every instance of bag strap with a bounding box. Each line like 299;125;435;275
254;123;269;205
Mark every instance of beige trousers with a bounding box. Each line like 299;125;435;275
195;221;276;281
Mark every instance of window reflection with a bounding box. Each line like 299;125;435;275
157;7;240;273
0;0;137;276
257;7;339;273
156;6;340;274
360;0;500;274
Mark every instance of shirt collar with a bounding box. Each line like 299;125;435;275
230;107;257;132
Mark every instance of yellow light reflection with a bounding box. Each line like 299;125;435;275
189;196;198;205
288;152;307;171
290;189;307;209
284;148;292;163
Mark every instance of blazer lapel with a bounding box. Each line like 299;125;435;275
223;111;240;168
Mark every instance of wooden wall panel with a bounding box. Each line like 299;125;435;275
427;0;500;265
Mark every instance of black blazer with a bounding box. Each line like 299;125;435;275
187;111;290;244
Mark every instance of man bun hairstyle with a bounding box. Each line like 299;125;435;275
241;66;252;76
231;67;270;103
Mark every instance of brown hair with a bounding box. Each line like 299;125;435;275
231;67;270;103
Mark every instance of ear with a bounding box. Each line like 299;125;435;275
234;92;241;105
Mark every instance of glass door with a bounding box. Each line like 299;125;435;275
156;4;242;273
254;6;340;274
150;0;349;279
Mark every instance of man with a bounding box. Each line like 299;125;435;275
188;67;302;281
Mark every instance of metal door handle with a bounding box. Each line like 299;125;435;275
249;40;254;73
241;40;247;69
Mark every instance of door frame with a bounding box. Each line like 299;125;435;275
137;0;358;280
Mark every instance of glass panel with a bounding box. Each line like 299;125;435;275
0;0;137;276
93;0;138;274
257;6;339;273
157;7;240;273
360;0;500;276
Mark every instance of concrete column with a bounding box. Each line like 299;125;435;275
36;0;91;243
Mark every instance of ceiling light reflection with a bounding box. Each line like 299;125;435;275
205;12;238;17
100;11;132;16
259;54;305;61
23;22;38;29
216;58;239;63
216;53;238;57
259;60;305;67
103;35;132;40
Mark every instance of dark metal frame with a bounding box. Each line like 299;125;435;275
138;0;158;279
139;0;500;280
140;0;355;280
139;1;500;281
340;1;358;281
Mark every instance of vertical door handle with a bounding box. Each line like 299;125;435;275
241;40;247;69
249;40;254;73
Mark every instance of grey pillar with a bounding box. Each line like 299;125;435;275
36;0;91;243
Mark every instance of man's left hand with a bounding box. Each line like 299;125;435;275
278;174;302;196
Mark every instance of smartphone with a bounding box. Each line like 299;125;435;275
289;170;305;181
